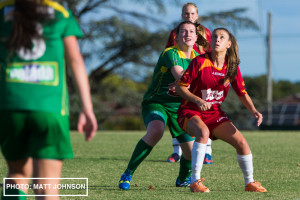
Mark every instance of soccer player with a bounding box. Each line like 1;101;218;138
0;0;97;199
165;2;213;164
175;27;267;193
118;21;209;190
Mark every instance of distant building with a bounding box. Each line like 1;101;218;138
261;93;300;130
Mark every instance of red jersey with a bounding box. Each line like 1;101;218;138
165;26;212;54
177;53;247;113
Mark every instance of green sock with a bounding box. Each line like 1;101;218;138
177;156;192;181
1;188;27;200
125;139;153;175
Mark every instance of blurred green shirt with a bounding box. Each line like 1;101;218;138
0;0;83;115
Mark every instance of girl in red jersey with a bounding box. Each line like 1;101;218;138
165;2;213;164
165;2;211;54
175;28;267;193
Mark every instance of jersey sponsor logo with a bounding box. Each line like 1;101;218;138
212;72;225;76
6;62;59;85
201;89;224;101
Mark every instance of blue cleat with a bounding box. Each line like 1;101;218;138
167;153;180;163
203;153;212;164
119;173;132;190
176;177;191;187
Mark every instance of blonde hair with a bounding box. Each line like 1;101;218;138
182;2;198;20
213;28;240;82
181;3;209;50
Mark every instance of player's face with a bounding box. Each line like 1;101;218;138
182;5;198;23
211;29;232;53
177;23;197;48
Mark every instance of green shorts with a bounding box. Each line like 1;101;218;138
142;103;193;143
0;110;73;161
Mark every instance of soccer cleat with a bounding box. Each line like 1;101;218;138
119;173;132;190
176;177;191;187
190;179;210;193
203;153;212;164
245;180;267;192
167;153;180;163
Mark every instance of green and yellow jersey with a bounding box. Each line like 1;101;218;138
142;45;199;111
0;0;83;115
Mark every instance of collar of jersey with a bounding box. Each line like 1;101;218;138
175;44;197;59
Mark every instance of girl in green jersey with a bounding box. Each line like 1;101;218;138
0;0;97;198
119;21;209;190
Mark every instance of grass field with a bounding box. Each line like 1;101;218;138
1;130;300;199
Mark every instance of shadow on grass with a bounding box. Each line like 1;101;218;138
88;184;191;192
71;157;167;163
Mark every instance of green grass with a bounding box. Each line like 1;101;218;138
1;130;300;199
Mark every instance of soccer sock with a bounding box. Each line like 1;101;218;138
191;142;207;183
177;156;192;181
125;139;153;175
205;138;212;155
172;138;182;156
236;153;254;186
1;188;27;200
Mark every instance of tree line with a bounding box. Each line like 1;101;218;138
56;0;298;130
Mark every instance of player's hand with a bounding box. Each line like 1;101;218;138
168;81;177;91
77;110;98;141
196;100;211;111
251;110;263;127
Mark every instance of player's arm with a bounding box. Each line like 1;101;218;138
169;65;189;93
171;65;185;80
175;84;211;111
63;35;98;141
238;94;263;127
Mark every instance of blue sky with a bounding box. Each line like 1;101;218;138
98;0;300;82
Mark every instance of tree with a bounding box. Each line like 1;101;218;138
58;0;259;90
58;0;261;129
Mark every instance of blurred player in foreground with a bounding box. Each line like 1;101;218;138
0;0;97;199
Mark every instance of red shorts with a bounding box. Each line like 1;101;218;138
177;108;231;140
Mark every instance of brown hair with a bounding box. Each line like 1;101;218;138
213;28;240;82
175;21;209;50
7;0;51;51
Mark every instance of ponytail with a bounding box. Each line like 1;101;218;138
7;0;50;51
195;23;210;50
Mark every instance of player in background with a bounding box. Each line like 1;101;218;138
0;0;97;199
118;21;210;190
175;27;267;193
165;2;213;164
